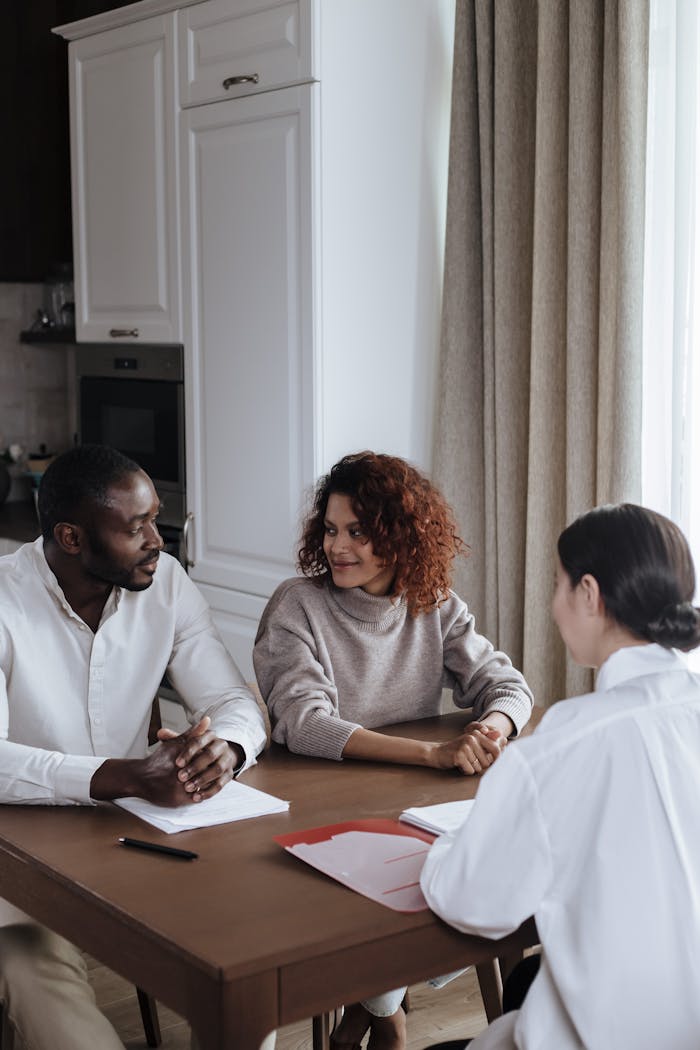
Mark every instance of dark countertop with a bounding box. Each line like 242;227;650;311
0;501;40;543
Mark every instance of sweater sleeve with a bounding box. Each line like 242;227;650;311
253;583;362;760
442;594;534;735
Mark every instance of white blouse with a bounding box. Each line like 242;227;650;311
421;644;700;1049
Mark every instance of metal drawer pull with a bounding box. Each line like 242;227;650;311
109;328;139;338
222;74;259;89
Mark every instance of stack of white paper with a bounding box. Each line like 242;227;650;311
398;799;475;836
115;780;289;834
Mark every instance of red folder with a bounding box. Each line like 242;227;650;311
275;818;435;913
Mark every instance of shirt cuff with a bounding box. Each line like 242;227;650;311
57;755;106;805
226;733;260;776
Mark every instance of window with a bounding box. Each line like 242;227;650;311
642;0;700;589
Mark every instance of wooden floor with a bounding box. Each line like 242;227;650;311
87;957;489;1049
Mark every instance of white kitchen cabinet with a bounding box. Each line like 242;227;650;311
181;0;455;598
66;14;181;344
196;584;267;682
56;0;455;654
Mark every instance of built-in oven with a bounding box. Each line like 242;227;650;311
75;344;186;537
75;344;189;708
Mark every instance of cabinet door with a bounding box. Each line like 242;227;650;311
69;15;180;344
181;85;316;597
196;583;268;683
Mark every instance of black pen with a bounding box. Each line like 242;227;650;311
118;837;198;860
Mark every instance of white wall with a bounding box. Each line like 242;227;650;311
317;0;455;475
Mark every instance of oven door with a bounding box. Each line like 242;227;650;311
79;376;185;494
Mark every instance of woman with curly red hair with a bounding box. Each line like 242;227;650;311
254;451;532;772
254;452;533;1050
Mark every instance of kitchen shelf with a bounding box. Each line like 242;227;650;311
20;327;76;345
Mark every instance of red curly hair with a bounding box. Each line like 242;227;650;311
298;451;468;616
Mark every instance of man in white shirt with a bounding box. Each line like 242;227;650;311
0;444;267;1049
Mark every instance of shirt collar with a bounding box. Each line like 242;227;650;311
596;642;687;692
30;536;122;620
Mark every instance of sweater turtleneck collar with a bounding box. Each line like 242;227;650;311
325;577;406;629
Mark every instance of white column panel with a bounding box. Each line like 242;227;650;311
182;85;315;596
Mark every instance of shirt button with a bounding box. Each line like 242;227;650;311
93;717;102;726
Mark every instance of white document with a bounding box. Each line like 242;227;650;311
115;780;289;834
398;799;475;836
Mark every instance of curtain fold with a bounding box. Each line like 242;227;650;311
435;0;649;705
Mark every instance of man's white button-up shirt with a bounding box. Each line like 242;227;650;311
0;538;267;805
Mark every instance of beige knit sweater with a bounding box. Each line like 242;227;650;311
253;577;533;760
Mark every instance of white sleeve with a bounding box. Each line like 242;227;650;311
420;745;551;938
0;664;102;805
166;573;267;772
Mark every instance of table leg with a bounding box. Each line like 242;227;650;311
190;971;278;1050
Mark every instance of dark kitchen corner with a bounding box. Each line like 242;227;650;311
1;1;135;283
0;2;134;492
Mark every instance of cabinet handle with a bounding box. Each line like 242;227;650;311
222;74;259;89
182;511;195;569
109;328;139;338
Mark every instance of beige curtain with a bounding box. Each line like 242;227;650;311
435;0;649;705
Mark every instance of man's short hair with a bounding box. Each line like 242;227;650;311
38;445;142;542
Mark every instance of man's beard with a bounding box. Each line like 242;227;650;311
83;529;159;591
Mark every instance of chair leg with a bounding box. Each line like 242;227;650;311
475;959;503;1023
498;949;524;987
136;987;162;1048
312;1011;332;1050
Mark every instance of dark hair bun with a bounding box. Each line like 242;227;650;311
647;602;700;651
558;504;700;652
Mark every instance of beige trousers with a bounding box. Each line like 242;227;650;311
0;918;277;1050
0;923;124;1050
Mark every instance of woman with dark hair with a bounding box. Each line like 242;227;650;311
420;503;700;1050
253;451;533;1050
254;451;532;773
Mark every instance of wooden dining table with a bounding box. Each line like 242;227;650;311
0;710;541;1050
